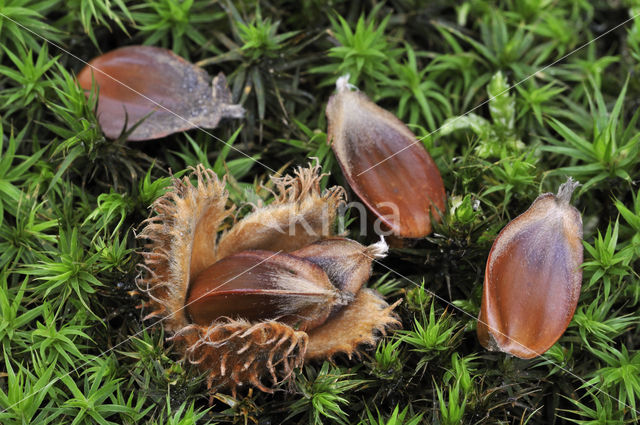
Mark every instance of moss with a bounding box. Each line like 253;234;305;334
1;0;639;423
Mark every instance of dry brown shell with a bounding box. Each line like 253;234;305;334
77;45;244;141
477;179;583;358
326;76;447;238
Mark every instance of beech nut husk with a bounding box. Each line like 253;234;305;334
77;45;244;141
326;75;446;238
477;178;583;358
136;162;400;395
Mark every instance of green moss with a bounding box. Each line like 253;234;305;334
1;1;639;423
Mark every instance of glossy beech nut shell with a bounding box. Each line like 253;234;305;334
186;251;344;332
477;179;583;359
326;76;446;238
77;45;244;141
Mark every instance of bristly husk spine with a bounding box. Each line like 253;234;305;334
171;320;308;397
136;164;231;332
306;289;401;359
215;161;346;258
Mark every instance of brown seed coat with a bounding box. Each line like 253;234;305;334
477;179;583;358
77;45;243;140
326;76;446;238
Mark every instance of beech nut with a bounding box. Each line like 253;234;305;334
326;75;446;238
136;162;400;395
77;45;244;141
186;250;342;332
477;178;583;358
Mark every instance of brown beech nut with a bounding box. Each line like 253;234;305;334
325;75;446;238
77;45;244;141
137;162;400;395
477;178;583;358
292;237;388;296
186;250;343;331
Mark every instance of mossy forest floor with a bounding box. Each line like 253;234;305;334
1;1;640;424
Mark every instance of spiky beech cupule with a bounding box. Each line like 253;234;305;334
136;162;400;395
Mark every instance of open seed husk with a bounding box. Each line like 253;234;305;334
77;45;244;141
326;75;446;238
477;178;583;358
137;163;400;394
